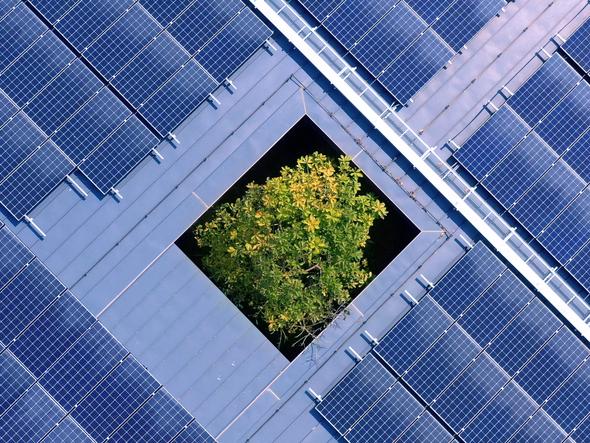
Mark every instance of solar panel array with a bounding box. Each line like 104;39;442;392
453;41;590;299
0;0;271;219
297;0;505;104
315;242;590;442
0;220;215;443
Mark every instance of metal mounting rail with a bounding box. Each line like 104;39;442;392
251;0;590;340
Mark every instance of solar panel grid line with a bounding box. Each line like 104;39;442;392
297;0;347;23
505;408;568;443
391;410;453;443
0;22;53;81
0;226;35;290
26;0;84;25
562;19;590;74
0;350;36;419
0;0;18;21
570;412;590;443
39;416;94;443
171;419;216;443
405;0;458;25
565;240;590;291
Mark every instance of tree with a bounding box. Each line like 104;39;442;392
195;152;387;346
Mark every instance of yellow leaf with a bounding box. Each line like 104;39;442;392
305;215;320;232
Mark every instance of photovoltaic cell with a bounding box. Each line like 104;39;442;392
141;0;192;26
396;412;452;443
509;410;566;443
563;19;590;73
351;3;426;75
572;416;590;443
345;383;424;443
110;389;192;443
42;417;93;443
196;8;272;82
298;0;344;22
79;116;158;194
140;60;217;136
0;0;18;19
507;55;580;127
0;89;17;123
315;354;395;434
173;421;216;443
0;227;33;288
40;322;128;411
406;0;456;23
379;30;453;104
563;128;590;183
454;107;529;180
169;0;243;54
72;357;160;441
29;0;80;24
0;352;34;416
374;296;452;374
0;3;47;72
566;242;590;290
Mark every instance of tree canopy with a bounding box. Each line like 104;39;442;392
195;152;387;345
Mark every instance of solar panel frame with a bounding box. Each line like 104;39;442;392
41;417;93;443
0;0;19;19
395;412;452;443
572;414;590;443
508;410;567;443
562;19;590;73
563;128;590;183
0;226;33;289
0;89;17;123
298;0;345;22
28;0;81;24
566;241;590;291
172;420;216;443
0;351;35;416
405;0;456;24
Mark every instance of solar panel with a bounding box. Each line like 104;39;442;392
10;292;94;377
29;0;80;24
406;0;456;24
78;115;158;194
196;8;272;82
509;161;584;236
509;410;567;443
0;0;18;19
379;29;453;104
109;389;192;443
298;0;344;22
396;412;452;443
433;353;509;432
112;32;189;107
0;141;74;220
140;60;217;136
52;87;131;164
140;0;194;27
42;417;93;443
482;134;557;207
374;296;452;374
458;270;534;346
514;328;589;404
351;3;426;75
507;55;580;127
0;226;33;289
345;383;424;443
315;354;395;434
461;382;537;443
173;421;216;443
40;322;128;410
0;3;47;72
83;4;162;79
24;59;103;134
0;351;34;416
536;82;590;154
487;299;561;375
404;325;481;403
572;415;590;443
0;89;17;123
433;0;505;51
454;107;529;180
169;0;243;54
566;242;590;290
563;19;590;73
0;385;63;443
429;242;505;317
71;356;160;441
563;128;590;183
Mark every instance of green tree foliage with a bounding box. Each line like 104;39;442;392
195;153;387;344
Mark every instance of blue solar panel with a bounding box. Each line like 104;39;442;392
0;141;74;220
196;8;272;82
52;87;131;164
0;259;64;346
455;107;529;180
567;242;590;290
0;226;33;288
507;55;580;127
315;354;395;434
509;161;584;236
563;128;590;183
323;0;397;48
169;0;243;54
0;3;47;72
429;242;505;317
0;0;18;18
459;270;534;346
406;0;455;24
72;357;160;441
173;421;216;443
515;328;588;404
84;5;162;79
298;0;344;22
396;412;452;443
404;325;481;403
510;410;567;443
563;19;590;73
0;32;75;107
351;3;426;75
345;383;424;443
110;389;192;443
536;82;590;154
42;417;93;443
482;134;557;207
56;0;135;51
538;189;590;262
40;322;128;410
0;385;63;443
0;112;46;181
375;296;452;374
79;116;158;194
379;29;453;104
433;353;509;432
0;89;17;123
487;299;561;375
10;292;94;377
545;359;590;432
113;32;189;107
461;382;537;443
141;0;194;26
25;60;102;135
0;352;34;416
572;415;590;443
433;0;505;51
140;61;217;136
29;0;79;24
